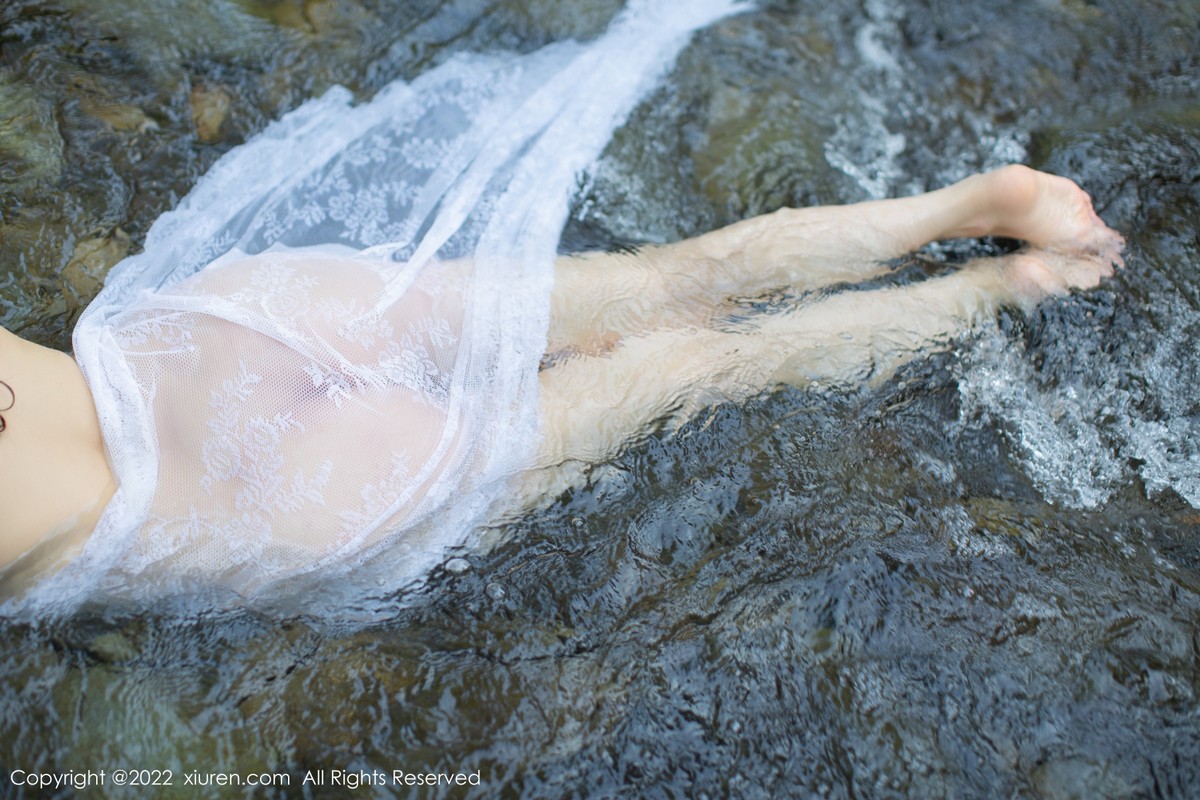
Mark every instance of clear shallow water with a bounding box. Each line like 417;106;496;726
2;0;1200;797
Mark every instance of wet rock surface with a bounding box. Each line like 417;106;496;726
2;1;1200;798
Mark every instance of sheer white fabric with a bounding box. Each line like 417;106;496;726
11;0;742;615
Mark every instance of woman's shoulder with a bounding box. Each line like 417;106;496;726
0;326;116;573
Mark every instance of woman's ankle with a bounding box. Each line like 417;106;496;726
941;166;1039;241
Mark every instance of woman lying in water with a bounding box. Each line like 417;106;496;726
0;165;1123;604
0;0;1126;613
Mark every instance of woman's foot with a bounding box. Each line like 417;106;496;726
971;165;1125;264
1003;247;1117;307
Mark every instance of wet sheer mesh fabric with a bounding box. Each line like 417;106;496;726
13;0;743;614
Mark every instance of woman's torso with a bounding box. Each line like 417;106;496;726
59;249;472;597
0;326;115;575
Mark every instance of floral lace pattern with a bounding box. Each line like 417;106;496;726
82;58;540;594
117;249;464;579
199;361;335;509
32;0;744;614
336;452;411;548
111;312;196;352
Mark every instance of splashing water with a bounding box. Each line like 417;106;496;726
956;329;1126;509
957;295;1200;510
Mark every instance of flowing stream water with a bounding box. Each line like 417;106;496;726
1;0;1199;797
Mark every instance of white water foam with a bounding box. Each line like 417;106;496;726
957;332;1125;508
824;0;1031;197
957;299;1200;510
824;0;910;199
1112;299;1200;506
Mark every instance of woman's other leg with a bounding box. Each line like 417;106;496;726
532;245;1116;495
547;166;1124;354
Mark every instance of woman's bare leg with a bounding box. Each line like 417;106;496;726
548;166;1124;353
532;244;1115;493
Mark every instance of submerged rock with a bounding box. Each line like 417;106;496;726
0;78;64;192
63;229;132;300
190;83;234;143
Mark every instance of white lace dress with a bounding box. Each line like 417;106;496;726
10;0;743;616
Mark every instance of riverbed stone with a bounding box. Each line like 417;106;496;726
0;78;64;191
189;83;234;143
63;229;132;300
